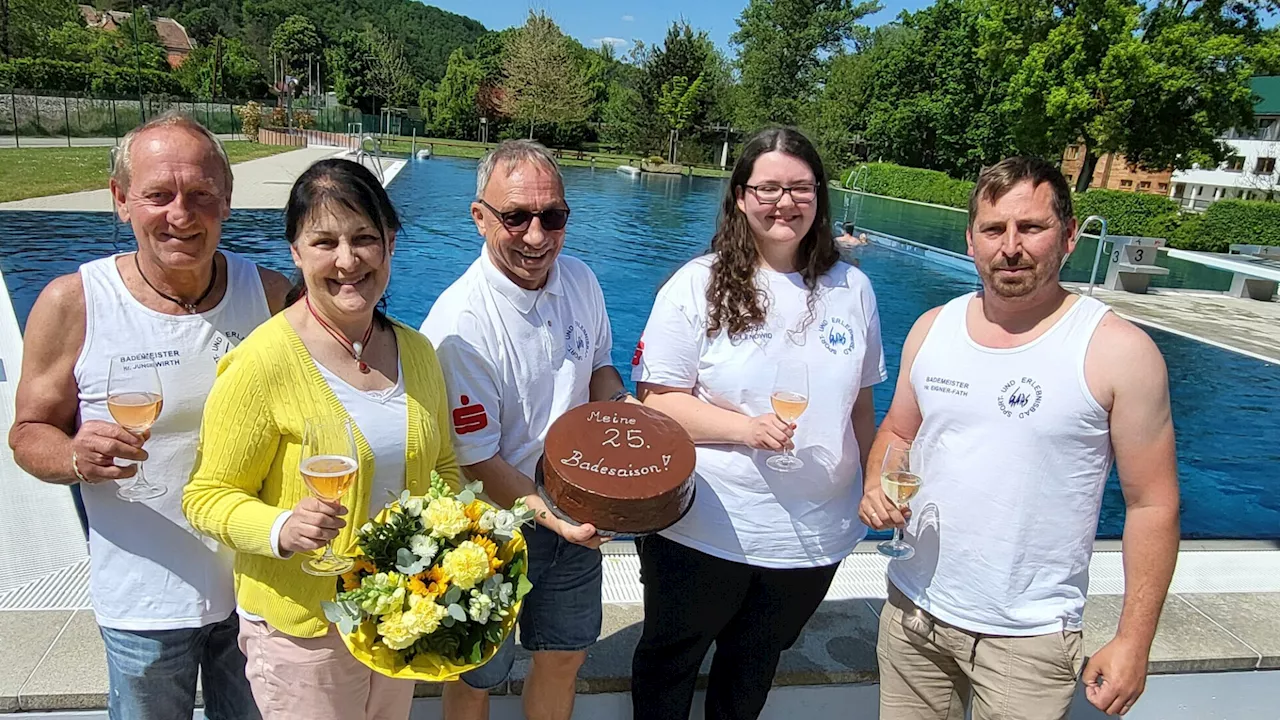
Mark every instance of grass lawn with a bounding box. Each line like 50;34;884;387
0;142;296;203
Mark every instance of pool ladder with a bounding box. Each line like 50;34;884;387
352;133;385;184
841;166;870;231
1079;215;1110;296
109;146;121;249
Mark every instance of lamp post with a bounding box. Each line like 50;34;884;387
130;0;145;120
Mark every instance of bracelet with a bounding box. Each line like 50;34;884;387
609;388;633;403
70;451;90;483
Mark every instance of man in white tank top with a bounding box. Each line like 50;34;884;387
860;157;1179;719
10;113;290;719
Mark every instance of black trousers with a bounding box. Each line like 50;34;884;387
630;534;840;720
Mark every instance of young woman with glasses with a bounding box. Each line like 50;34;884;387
628;127;887;720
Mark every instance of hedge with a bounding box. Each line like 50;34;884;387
0;58;183;96
842;163;974;209
1177;200;1280;253
1071;189;1181;238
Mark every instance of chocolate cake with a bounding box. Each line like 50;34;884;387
540;401;696;534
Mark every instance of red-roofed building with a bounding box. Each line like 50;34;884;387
78;5;194;69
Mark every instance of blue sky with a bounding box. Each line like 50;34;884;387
422;0;933;54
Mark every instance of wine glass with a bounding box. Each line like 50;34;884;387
299;417;358;576
107;356;166;502
766;360;808;472
877;440;922;559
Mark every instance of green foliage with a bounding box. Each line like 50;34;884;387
731;0;879;128
270;14;321;65
327;28;417;113
1179;200;1280;252
173;38;265;99
237;100;262;141
657;75;704;133
431;47;483;139
599;81;645;151
0;57;182;94
498;11;591;138
847;162;975;209
4;0;81;59
1072;189;1182;238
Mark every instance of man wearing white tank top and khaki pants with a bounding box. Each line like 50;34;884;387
11;113;290;719
861;157;1179;719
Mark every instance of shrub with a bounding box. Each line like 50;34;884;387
842;163;974;209
1177;200;1280;253
1072;189;1181;238
269;106;287;128
0;58;182;95
647;155;667;165
294;110;315;129
237;101;262;142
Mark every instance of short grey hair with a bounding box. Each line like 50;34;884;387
112;111;234;195
475;140;563;200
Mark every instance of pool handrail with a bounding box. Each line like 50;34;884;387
842;166;870;229
1081;215;1110;296
353;134;386;184
108;146;120;248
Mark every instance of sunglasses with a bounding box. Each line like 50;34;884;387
478;199;570;232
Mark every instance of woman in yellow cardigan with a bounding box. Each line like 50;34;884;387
184;159;460;720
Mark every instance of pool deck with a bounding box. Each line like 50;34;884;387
0;147;405;213
4;541;1280;714
1063;284;1280;366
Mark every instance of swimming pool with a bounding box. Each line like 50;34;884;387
2;157;1277;539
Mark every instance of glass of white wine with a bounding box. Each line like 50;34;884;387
107;356;166;502
877;440;922;559
299;417;358;576
766;360;808;473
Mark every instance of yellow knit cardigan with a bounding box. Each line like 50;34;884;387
183;313;461;638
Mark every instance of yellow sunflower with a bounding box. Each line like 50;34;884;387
464;500;489;531
469;534;502;574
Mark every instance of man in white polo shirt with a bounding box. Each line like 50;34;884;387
421;140;634;720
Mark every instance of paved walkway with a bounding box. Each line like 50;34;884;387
1064;284;1280;365
0;146;404;212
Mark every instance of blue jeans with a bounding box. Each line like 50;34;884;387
100;613;260;720
462;523;604;689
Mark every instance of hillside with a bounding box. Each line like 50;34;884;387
144;0;486;83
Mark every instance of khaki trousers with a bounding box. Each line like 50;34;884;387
877;585;1083;720
238;617;415;720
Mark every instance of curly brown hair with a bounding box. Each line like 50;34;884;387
706;127;839;339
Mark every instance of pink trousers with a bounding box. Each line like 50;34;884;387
238;617;416;720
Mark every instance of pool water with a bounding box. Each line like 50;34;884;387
2;157;1277;539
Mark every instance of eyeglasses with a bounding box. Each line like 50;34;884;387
744;183;818;204
478;199;570;232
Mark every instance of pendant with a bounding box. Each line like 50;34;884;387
352;341;364;356
358;361;370;374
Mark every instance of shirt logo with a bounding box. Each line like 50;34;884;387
210;329;246;363
631;337;644;366
452;395;489;435
818;317;855;356
923;376;970;397
998;377;1043;419
564;320;591;363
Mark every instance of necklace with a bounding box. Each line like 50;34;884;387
134;252;218;314
305;295;374;373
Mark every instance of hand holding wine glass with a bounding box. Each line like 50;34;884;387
297;417;358;576
107;356;166;502
766;360;808;472
877;440;922;559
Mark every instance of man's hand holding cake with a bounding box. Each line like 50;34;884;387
419;140;629;720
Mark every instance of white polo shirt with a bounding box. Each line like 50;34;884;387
421;250;613;480
633;255;886;568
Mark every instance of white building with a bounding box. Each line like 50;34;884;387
1171;76;1280;211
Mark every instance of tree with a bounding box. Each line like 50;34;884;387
732;0;880;128
174;36;265;98
431;46;483;138
498;11;591;138
326;27;418;114
657;75;704;162
988;0;1259;191
270;14;320;73
600;80;645;151
4;0;78;59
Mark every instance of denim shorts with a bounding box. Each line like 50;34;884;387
461;523;603;689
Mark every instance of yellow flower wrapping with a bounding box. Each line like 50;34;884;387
336;502;529;682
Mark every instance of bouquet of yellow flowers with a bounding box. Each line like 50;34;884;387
321;474;535;681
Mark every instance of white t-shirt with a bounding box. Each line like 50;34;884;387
633;255;886;568
315;357;408;515
420;250;612;480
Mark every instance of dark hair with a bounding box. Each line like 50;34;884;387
969;156;1074;234
706;127;838;339
284;159;401;327
842;222;854;235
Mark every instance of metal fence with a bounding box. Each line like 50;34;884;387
0;90;388;146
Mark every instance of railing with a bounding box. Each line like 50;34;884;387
842;166;870;230
1081;215;1111;296
108;146;121;247
352;133;385;183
